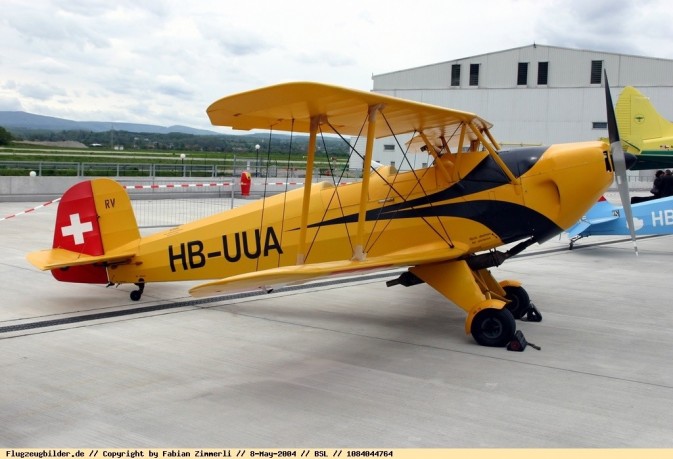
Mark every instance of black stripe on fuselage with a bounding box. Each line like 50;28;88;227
306;146;562;243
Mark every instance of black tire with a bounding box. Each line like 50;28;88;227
130;290;142;301
503;285;530;320
471;308;516;347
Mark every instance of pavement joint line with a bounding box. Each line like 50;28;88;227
2;235;667;335
0;270;402;334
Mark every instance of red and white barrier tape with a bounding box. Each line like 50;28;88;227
124;182;233;189
1;198;62;221
1;180;353;221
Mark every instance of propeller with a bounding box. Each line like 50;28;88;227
604;70;638;255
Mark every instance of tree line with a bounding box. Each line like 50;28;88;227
1;126;351;156
0;126;12;146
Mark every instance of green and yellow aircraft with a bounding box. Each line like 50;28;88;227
616;85;673;170
27;76;635;347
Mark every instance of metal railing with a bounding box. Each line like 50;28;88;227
0;160;353;178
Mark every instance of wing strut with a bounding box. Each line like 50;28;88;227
468;121;517;183
418;131;452;182
297;115;321;265
353;104;384;261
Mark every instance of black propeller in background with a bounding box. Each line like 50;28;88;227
604;70;639;255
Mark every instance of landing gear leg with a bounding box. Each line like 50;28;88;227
130;279;145;301
409;261;518;347
569;235;584;249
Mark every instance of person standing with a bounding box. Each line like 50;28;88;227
658;169;673;197
652;170;664;198
632;170;665;203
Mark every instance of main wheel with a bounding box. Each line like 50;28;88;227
471;308;516;347
503;285;531;320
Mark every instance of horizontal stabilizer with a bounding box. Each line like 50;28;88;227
26;247;135;271
189;243;469;298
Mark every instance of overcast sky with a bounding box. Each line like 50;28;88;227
2;0;672;131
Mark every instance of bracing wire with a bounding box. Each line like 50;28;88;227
277;119;295;268
369;111;457;250
255;128;274;272
303;119;367;261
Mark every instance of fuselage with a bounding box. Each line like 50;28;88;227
107;140;614;285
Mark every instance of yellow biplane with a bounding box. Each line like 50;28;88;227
27;76;636;346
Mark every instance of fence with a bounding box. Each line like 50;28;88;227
0;159;355;179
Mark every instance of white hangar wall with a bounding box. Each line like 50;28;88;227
353;45;673;172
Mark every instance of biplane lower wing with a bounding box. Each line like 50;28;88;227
189;242;470;298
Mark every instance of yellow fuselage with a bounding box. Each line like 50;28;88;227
107;140;613;285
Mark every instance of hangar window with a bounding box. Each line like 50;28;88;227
590;60;603;84
451;64;461;86
383;144;395;151
469;64;480;86
537;62;549;85
517;62;528;85
592;122;607;129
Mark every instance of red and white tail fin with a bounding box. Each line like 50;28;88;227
27;178;140;284
53;180;105;256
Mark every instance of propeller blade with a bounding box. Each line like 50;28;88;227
604;70;638;255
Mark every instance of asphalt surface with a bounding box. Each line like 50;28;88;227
2;199;673;447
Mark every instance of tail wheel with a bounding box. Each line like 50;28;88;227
503;285;531;320
471;308;516;347
130;280;145;301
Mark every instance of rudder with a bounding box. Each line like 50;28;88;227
49;178;140;284
616;86;673;152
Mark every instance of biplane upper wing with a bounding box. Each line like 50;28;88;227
189;241;470;298
207;82;491;138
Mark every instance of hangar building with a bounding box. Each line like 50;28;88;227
352;44;673;175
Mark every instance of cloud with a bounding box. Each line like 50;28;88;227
22;57;71;74
10;81;68;101
0;95;24;111
154;75;194;98
535;0;673;57
6;6;111;50
2;0;672;131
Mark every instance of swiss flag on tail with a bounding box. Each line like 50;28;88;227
53;181;104;255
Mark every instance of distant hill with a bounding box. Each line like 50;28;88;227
0;110;350;155
0;111;220;136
